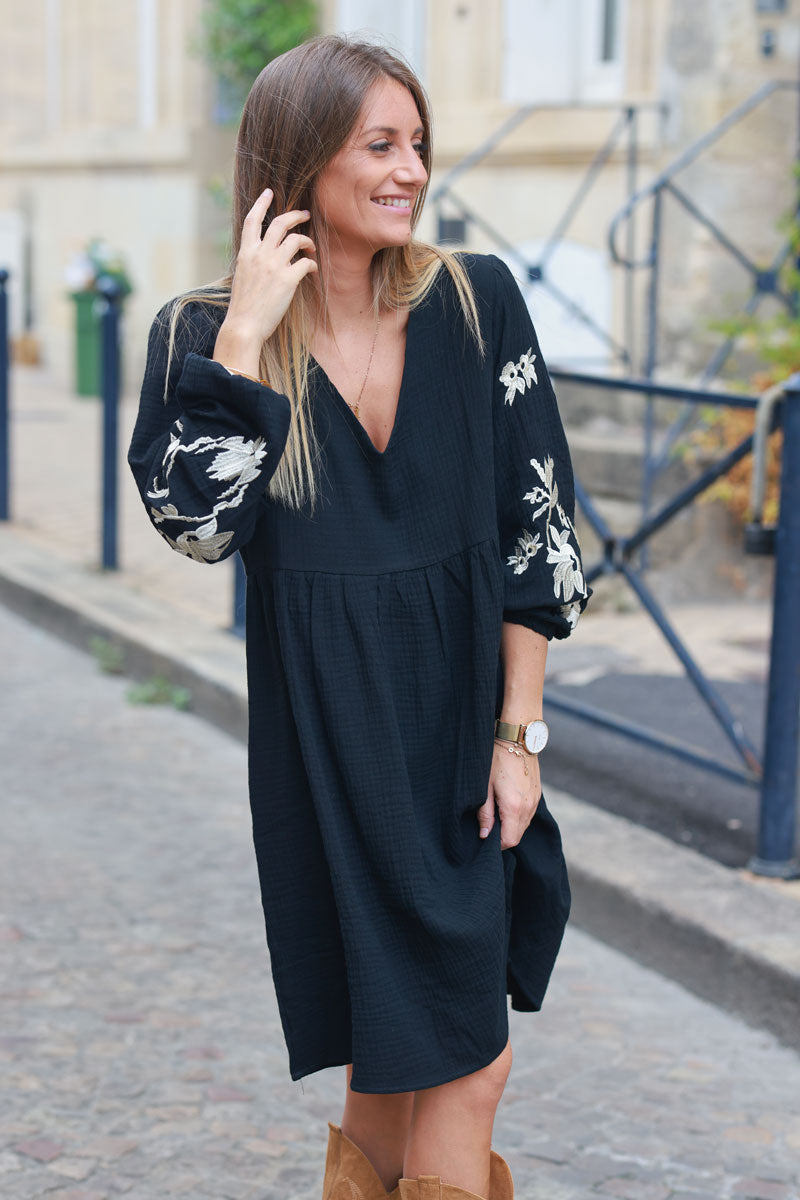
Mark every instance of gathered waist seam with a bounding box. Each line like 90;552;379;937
247;534;500;580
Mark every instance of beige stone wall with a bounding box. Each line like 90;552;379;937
0;0;225;392
656;0;800;373
1;0;798;390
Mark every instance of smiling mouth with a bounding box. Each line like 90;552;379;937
371;197;413;209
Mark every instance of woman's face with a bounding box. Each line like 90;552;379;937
314;75;429;255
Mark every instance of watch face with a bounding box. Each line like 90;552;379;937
523;720;549;754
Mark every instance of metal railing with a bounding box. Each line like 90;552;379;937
605;79;800;532
0;270;8;522
545;365;798;878
430;98;667;374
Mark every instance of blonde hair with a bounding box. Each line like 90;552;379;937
160;33;485;512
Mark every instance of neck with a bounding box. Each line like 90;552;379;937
316;243;379;329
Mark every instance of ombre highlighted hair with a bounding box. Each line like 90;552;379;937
159;33;485;512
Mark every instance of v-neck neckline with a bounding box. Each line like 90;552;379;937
310;304;415;459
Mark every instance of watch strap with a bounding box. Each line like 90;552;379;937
494;719;525;745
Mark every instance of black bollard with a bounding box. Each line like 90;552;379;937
96;276;122;570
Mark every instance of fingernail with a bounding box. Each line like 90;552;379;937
480;828;489;838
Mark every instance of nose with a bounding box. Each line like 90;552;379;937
393;142;428;187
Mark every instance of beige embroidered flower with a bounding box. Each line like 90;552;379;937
161;517;236;563
507;528;542;574
506;454;587;611
499;347;538;405
146;418;268;563
546;527;585;602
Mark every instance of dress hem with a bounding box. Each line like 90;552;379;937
290;1027;512;1095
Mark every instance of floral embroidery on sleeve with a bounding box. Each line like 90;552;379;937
507;455;587;609
498;347;538;405
560;602;582;629
145;419;268;562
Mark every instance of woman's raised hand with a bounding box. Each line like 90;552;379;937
224;187;318;347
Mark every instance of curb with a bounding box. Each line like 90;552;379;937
1;525;798;1052
0;529;248;743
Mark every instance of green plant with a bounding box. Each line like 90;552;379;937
126;677;192;711
89;635;125;675
191;0;319;121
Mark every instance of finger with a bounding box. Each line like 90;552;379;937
242;187;274;235
263;208;312;244
279;232;317;259
496;795;525;850
291;256;318;278
477;794;495;840
500;815;524;851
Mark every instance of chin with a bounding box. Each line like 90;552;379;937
372;226;413;248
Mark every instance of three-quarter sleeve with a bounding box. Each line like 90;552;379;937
490;255;590;638
127;300;292;564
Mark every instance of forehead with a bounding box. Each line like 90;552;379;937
355;76;422;135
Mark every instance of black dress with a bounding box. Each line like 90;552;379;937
128;251;590;1095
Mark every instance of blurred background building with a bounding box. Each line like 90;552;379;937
0;0;797;395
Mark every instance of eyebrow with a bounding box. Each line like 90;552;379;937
362;125;424;137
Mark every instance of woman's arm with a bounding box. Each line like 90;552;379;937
477;253;590;847
127;303;292;565
498;620;547;722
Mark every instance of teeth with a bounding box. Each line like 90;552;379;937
374;197;411;207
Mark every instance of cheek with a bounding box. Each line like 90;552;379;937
318;176;362;222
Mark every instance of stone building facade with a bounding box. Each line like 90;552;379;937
0;0;797;392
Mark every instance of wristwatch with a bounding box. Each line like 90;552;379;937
494;718;549;755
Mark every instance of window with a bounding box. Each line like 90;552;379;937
334;0;427;82
503;0;626;105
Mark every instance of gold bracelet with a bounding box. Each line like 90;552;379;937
223;365;271;387
493;737;529;776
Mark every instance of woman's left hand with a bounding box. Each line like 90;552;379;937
477;743;541;849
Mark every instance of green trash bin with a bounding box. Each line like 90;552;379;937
71;290;101;397
70;289;127;397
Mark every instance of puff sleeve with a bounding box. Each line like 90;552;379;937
490;255;591;638
127;300;291;564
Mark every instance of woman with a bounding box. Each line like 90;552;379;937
128;32;589;1200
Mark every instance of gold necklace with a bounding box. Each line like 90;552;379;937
343;309;381;419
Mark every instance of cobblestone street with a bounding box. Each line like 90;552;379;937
2;603;799;1200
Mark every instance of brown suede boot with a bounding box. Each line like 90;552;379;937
396;1150;514;1200
322;1122;401;1200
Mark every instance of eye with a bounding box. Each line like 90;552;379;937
368;140;428;158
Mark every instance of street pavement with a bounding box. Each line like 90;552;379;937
2;603;800;1200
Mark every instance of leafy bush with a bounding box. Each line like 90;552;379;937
192;0;319;116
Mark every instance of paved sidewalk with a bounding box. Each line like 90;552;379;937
3;604;800;1200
